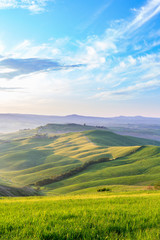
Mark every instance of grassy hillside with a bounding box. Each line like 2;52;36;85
0;127;160;192
0;192;160;239
0;184;40;197
44;145;160;195
85;130;160;146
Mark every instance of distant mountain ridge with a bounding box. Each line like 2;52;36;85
0;113;160;141
0;113;160;132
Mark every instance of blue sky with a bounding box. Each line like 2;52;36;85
0;0;160;117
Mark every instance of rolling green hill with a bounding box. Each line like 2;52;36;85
0;125;160;195
85;130;160;146
44;145;160;195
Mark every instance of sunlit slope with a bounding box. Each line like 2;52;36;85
85;130;160;146
0;129;160;187
0;130;145;186
44;145;160;195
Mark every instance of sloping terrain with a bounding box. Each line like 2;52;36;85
44;145;160;195
85;130;160;146
0;184;39;197
0;126;160;195
0;130;140;186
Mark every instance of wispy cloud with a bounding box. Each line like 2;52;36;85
0;0;53;13
66;0;160;101
0;86;22;92
127;0;160;32
0;0;160;106
7;39;69;59
0;57;85;79
76;0;160;66
92;52;160;100
94;79;160;100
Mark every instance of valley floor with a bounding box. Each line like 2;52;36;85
1;191;160;240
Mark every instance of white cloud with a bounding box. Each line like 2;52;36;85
127;0;160;31
94;79;160;100
0;0;52;13
1;0;160;106
92;52;160;100
68;1;160;72
6;39;66;59
0;67;16;73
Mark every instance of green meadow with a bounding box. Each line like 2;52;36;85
0;192;160;240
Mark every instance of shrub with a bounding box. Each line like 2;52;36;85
97;187;111;192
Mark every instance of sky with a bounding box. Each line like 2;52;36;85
0;0;160;117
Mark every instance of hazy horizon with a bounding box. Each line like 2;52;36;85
0;112;160;119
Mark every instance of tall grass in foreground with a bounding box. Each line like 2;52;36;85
0;193;160;240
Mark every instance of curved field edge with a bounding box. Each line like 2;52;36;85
43;145;160;194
